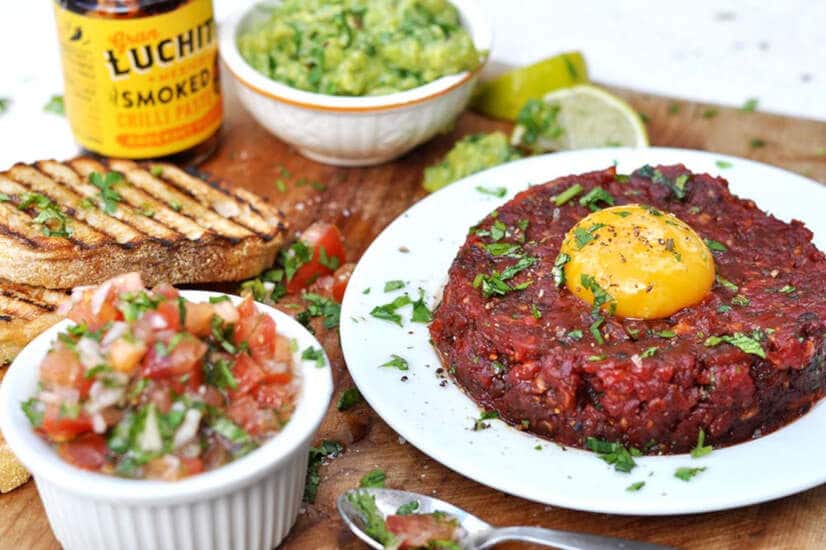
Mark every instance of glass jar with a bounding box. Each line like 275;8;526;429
53;0;222;165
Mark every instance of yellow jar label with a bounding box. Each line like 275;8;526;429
54;0;222;158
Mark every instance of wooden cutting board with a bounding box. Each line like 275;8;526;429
2;83;825;550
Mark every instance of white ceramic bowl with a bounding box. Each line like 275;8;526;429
219;0;492;166
0;291;333;550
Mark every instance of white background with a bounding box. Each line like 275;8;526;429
0;0;823;169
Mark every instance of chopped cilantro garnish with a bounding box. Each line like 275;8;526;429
704;332;766;358
476;186;507;198
636;165;690;200
212;416;255;448
626;481;645;492
275;179;287;192
514;98;563;150
43;94;65;115
715;275;739;293
337;388;362;411
296;293;341;330
573;223;605;249
717;304;732;313
473;256;537;298
613;210;631;218
674;466;706;481
473;410;499;431
21;398;44;427
301;346;326;368
0;98;9;115
641;346;658;358
318;245;340;270
359;469;386;488
396;501;420;515
580;274;615;315
384;280;405;292
704;239;727;252
530;303;542;319
585;437;638;473
588;354;606;362
750;138;766;149
731;294;750;307
118;291;162;322
652;329;675;338
281;241;313;281
411;290;432;323
690;428;713;458
589;316;605;345
552;252;569;287
578;187;615;212
553;183;583;206
779;285;796;294
150;165;164;177
380;354;408;371
18;192;72;238
702;108;718;119
715;160;733;169
741;98;759;112
88;171;124;215
204;358;238;390
304;440;343;503
567;329;584;341
370;295;412;325
484;242;521;256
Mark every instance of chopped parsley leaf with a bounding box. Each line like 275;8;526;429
396;501;420;515
613;210;631;218
150;165;164;177
473;410;499;431
380;354;408;371
337;387;362;411
346;490;396;546
473;256;537;299
779;285;796;294
567;329;584;341
641;346;658;358
301;346;326;368
411;290;432;323
296;293;341;330
384;280;405;292
589;317;605;345
741;98;759;112
715;160;733;169
359;469;386;488
552;252;569;287
476;185;507;198
716;275;739;293
636;165;690;200
553;183;583;206
21;398;44;427
674;466;706;481
531;303;542;319
704;239;727;252
317;245;340;270
370;295;412;325
578;186;615;212
281;241;313;281
652;329;676;338
514;98;563;150
88;171;124;215
580;274;615;315
304;440;343;503
704;332;766;358
585;437;638;473
731;294;750;307
717;304;732;313
626;481;645;492
573;223;605;249
18;192;72;238
588;354;606;362
43;94;65;115
690;428;713;458
484;242;521;256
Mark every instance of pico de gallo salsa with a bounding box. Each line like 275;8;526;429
21;273;301;480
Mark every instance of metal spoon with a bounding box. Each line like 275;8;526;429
338;488;674;550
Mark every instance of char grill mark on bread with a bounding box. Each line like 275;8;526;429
0;157;288;289
0;281;66;364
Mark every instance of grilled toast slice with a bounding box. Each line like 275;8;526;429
0;157;287;289
0;280;66;364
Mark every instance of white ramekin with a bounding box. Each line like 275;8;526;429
0;291;333;550
219;0;492;167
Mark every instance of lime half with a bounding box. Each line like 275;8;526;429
511;84;649;151
471;51;588;120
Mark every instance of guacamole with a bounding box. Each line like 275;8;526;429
423;132;522;192
238;0;482;96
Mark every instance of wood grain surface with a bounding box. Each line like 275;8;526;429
1;84;824;550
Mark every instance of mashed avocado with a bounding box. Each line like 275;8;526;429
238;0;482;96
423;132;522;192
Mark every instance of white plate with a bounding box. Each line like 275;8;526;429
340;147;826;516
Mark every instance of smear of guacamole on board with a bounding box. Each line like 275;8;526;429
238;0;482;96
423;132;522;192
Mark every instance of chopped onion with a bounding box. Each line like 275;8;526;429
214;301;239;324
149;315;168;330
101;322;128;348
86;381;125;413
631;354;643;369
76;337;105;370
91;413;107;434
172;409;203;449
137;405;163;453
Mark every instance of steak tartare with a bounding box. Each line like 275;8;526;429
429;165;826;453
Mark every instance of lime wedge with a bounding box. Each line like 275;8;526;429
511;84;649;151
471;51;588;120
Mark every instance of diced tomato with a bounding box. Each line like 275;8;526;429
286;222;346;293
226;395;278;436
57;433;107;470
66;298;119;332
230;354;266;397
156;301;182;332
184;302;215;337
141;337;207;380
152;283;179;300
248;313;277;364
179;457;204;477
40;346;92;397
108;337;147;374
254;382;292;409
234;296;258;343
386;514;460;549
40;406;94;442
332;263;355;303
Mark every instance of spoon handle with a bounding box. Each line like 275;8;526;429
476;526;675;550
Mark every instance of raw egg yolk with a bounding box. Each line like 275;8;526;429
560;204;714;319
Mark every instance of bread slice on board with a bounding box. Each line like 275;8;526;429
0;157;288;289
0;280;66;365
